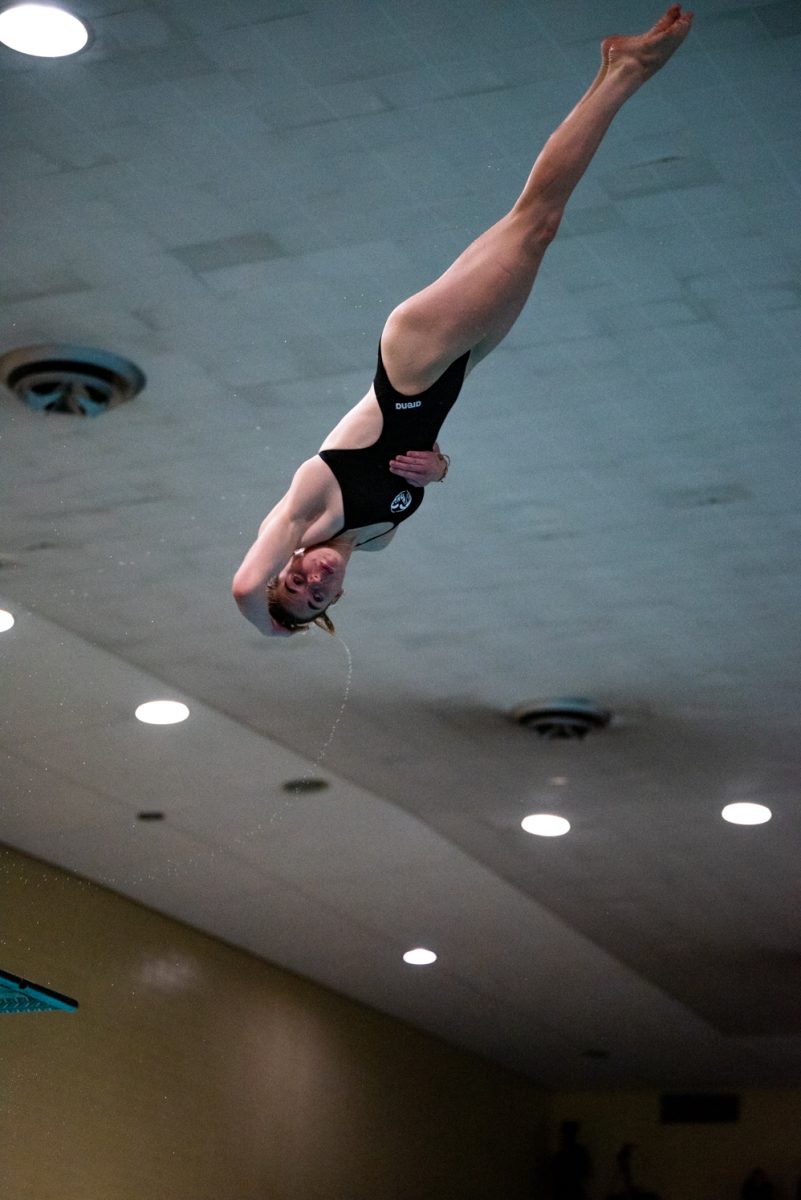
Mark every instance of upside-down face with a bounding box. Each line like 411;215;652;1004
273;546;347;624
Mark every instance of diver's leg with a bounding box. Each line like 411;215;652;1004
382;5;693;391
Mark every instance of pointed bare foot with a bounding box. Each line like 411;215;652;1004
602;4;693;79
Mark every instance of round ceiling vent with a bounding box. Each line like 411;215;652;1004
0;344;145;416
511;697;612;740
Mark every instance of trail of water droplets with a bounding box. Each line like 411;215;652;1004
270;634;352;819
128;635;354;889
313;635;352;769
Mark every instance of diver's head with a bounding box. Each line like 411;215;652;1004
267;545;348;635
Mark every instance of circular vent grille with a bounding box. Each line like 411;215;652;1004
0;344;145;416
511;697;612;740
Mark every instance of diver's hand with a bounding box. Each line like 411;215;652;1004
389;443;449;487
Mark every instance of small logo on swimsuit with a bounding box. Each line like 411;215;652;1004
395;400;422;410
391;490;413;513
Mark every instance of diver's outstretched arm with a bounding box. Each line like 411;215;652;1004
232;505;306;636
232;461;328;636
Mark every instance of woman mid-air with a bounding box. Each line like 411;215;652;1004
233;6;693;637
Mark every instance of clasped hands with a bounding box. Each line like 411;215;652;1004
388;442;449;487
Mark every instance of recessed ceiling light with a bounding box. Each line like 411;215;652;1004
0;609;14;632
135;700;190;726
521;813;571;837
0;4;89;57
403;948;437;966
721;802;772;826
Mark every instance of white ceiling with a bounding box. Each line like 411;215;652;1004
2;0;801;1088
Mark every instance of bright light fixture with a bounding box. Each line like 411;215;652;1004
403;948;437;966
521;813;571;837
135;700;190;726
0;4;89;57
721;802;772;826
0;609;14;632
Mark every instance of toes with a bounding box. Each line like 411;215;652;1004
673;10;694;39
652;5;682;34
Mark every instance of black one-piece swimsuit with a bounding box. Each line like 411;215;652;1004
318;343;469;545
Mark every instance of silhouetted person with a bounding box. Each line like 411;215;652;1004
550;1120;593;1200
741;1168;775;1200
607;1143;661;1200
